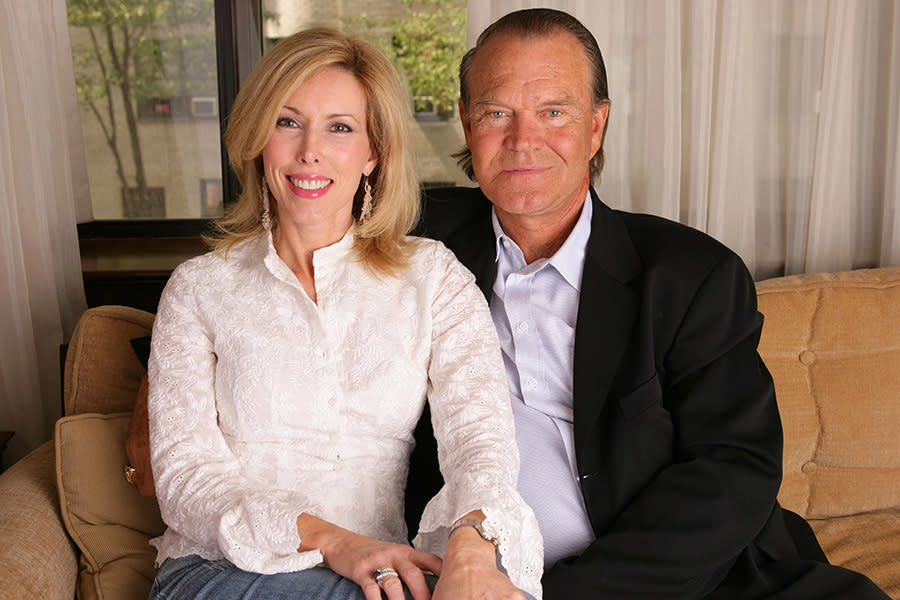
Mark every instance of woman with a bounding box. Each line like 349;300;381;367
147;28;542;600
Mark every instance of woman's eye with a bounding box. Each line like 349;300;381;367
276;117;299;128
332;123;352;133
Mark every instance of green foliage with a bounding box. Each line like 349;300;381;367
349;0;466;115
68;0;216;104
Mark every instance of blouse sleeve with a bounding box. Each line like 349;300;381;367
412;244;544;598
148;260;325;574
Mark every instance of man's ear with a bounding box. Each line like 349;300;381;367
591;99;610;155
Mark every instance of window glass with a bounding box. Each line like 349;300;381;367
261;0;470;189
67;0;223;220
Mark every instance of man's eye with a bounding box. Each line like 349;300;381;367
489;110;506;118
546;109;562;118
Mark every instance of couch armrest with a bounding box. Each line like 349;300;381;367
0;441;78;600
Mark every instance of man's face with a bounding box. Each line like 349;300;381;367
461;32;609;228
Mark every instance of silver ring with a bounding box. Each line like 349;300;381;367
373;566;399;589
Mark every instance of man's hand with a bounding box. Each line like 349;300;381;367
432;516;524;600
297;513;442;600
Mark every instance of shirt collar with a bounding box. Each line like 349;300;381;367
263;225;357;287
491;191;593;292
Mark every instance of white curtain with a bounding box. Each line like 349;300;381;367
468;1;900;280
0;0;88;463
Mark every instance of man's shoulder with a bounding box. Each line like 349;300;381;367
417;186;492;240
613;208;740;270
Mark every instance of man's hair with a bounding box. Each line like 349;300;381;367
454;8;610;183
215;28;418;274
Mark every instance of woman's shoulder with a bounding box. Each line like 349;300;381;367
402;236;467;270
397;236;478;299
169;234;264;285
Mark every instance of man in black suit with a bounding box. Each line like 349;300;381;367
412;8;890;600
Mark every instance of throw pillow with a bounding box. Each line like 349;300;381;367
56;412;165;600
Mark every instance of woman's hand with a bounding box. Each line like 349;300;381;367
432;514;525;600
297;513;442;600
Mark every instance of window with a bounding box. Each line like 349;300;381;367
260;0;468;190
67;0;223;227
68;0;468;234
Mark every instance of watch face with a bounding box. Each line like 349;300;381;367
479;519;499;543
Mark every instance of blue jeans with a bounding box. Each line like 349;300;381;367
150;554;538;600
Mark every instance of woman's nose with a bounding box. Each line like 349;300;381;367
297;131;321;163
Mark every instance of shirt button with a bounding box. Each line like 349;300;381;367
527;377;538;389
515;273;525;280
502;240;511;248
517;321;529;333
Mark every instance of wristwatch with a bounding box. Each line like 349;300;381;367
451;517;500;548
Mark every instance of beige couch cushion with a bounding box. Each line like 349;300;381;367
757;267;900;520
0;442;78;600
55;412;164;600
810;509;900;599
64;306;154;416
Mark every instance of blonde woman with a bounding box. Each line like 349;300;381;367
147;28;541;600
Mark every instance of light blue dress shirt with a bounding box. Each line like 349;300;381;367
490;193;596;568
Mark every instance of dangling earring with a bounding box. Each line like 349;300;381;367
260;176;271;230
359;176;374;224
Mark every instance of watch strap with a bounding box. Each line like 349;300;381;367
451;517;499;547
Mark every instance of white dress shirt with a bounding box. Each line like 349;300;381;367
490;194;596;568
148;229;543;598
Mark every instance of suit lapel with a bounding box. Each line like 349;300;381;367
573;191;642;468
454;226;497;300
451;194;497;299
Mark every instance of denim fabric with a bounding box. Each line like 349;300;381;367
150;555;393;600
150;554;537;600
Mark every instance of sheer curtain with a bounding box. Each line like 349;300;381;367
468;1;900;279
0;0;88;463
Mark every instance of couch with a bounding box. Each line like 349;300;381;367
1;267;899;600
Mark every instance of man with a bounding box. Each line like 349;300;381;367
410;8;890;600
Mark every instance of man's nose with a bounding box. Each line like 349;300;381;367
505;115;543;151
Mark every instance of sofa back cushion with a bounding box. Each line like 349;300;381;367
757;267;900;519
64;306;154;416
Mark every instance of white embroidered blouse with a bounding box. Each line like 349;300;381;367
147;229;543;598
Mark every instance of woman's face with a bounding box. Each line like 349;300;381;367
261;67;377;237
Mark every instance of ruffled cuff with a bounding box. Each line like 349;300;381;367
217;489;326;574
412;476;543;599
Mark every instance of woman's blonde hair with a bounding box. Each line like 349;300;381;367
211;28;419;274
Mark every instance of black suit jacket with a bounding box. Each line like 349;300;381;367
408;186;864;600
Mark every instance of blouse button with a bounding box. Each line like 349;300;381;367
328;397;337;407
332;462;343;472
329;433;339;442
